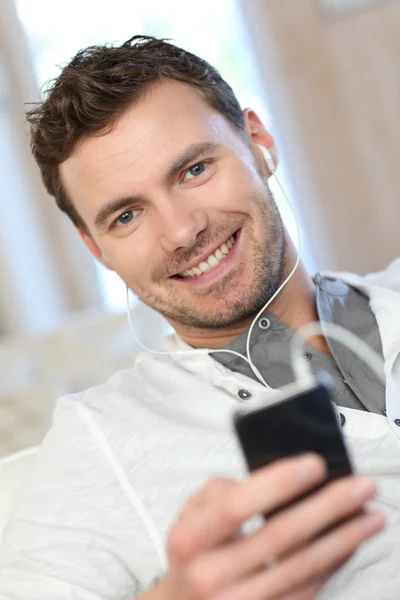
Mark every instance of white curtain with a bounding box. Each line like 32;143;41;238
0;0;102;335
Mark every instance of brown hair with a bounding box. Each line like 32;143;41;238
27;35;245;232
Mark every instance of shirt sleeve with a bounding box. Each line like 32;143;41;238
0;397;140;600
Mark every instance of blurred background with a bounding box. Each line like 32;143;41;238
0;0;399;461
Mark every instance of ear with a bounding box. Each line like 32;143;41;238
242;108;279;175
77;228;113;271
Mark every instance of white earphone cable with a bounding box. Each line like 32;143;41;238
125;296;265;380
291;320;386;384
244;155;301;386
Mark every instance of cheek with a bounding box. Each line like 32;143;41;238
103;241;150;286
207;168;258;213
111;239;170;295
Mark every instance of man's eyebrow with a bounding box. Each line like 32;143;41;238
93;142;220;230
94;194;146;230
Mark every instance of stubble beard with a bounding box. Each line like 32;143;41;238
132;188;286;331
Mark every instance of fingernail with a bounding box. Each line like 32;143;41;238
297;454;325;481
351;477;376;501
362;511;385;533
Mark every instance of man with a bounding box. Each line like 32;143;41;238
0;35;399;599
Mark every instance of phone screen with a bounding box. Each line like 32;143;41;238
234;382;353;483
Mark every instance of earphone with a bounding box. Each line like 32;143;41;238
260;145;276;174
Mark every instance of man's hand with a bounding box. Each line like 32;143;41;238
145;454;384;600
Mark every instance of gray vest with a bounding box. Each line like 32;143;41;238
213;275;385;415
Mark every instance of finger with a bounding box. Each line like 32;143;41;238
255;474;377;561
228;454;327;524
271;511;385;594
178;477;236;522
168;477;239;561
168;454;326;563
189;474;376;589
213;577;326;600
213;511;385;600
274;578;326;600
274;562;347;600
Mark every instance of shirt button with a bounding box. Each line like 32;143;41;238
340;413;346;427
238;389;252;401
258;318;271;331
304;352;312;362
394;419;400;427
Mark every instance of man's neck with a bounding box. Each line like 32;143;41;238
169;247;331;355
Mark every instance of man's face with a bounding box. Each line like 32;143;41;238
61;80;285;330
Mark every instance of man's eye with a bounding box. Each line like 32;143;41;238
183;162;207;181
115;210;142;227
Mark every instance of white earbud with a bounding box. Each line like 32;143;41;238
257;144;276;174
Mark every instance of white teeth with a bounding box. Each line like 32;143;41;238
199;261;211;272
181;268;193;277
179;234;237;278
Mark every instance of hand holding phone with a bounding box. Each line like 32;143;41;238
149;452;383;600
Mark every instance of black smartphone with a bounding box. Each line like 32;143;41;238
234;378;353;514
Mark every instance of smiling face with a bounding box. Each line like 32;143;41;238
60;80;285;334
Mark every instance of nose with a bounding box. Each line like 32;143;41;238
157;196;208;253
